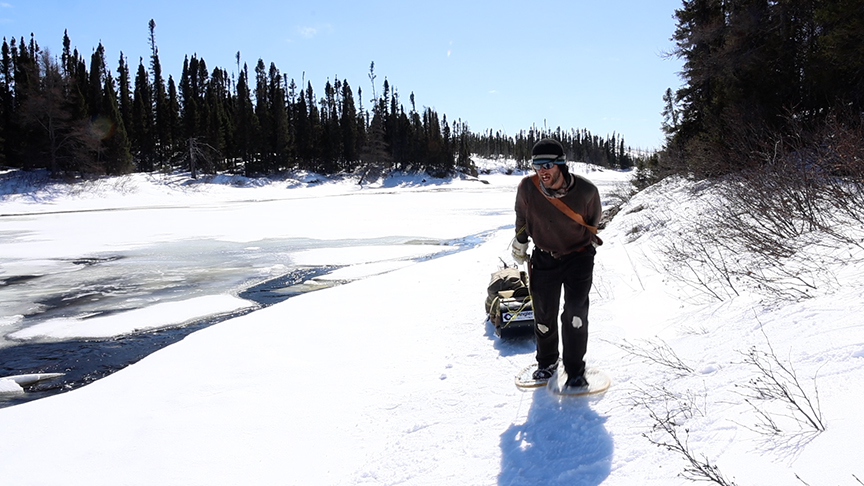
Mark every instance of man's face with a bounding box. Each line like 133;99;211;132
536;163;564;189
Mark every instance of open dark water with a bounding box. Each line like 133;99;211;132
0;266;335;408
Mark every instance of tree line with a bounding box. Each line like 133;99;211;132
0;22;639;179
470;127;636;171
650;0;864;181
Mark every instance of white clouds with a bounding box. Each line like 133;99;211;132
299;27;318;39
297;23;333;39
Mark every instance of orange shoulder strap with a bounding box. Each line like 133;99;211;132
531;175;598;235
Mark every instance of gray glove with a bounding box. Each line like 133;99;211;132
511;240;529;265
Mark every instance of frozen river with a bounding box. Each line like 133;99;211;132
0;171;519;406
0;233;484;407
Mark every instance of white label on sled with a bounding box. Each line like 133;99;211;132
504;311;533;322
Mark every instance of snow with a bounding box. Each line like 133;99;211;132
8;295;253;340
0;378;23;394
1;160;864;485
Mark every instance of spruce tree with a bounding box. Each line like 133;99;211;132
205;67;233;171
87;43;107;119
293;83;310;168
233;63;258;174
13;36;45;170
340;80;358;164
661;87;679;136
148;19;170;167
132;60;154;170
320;79;341;172
305;81;321;168
408;92;423;167
194;59;212;167
101;69;133;174
167;75;180;157
179;56;199;142
117;53;134;145
268;63;290;171
253;59;272;173
0;39;13;165
358;62;390;176
61;30;73;77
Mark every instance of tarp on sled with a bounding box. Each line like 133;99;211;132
485;266;534;337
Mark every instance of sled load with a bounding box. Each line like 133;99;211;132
485;265;534;337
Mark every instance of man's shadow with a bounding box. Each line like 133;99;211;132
498;388;613;486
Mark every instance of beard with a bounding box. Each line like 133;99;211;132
539;168;564;190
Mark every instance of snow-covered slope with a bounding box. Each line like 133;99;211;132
1;163;862;485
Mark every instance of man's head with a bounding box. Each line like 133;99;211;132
531;138;567;190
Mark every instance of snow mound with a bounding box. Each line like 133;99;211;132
0;379;23;394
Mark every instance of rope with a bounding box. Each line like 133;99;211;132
501;295;533;329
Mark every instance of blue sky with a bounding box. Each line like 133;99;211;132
2;0;684;150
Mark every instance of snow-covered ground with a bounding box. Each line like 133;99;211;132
1;160;863;485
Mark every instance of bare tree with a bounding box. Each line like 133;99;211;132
185;136;218;178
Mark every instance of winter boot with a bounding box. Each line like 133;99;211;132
564;373;589;389
531;362;558;382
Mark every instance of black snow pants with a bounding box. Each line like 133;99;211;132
529;246;595;378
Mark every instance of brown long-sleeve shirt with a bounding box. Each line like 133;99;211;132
514;172;602;256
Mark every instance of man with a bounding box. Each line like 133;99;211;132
512;138;602;388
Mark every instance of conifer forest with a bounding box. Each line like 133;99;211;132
652;0;864;181
0;21;635;179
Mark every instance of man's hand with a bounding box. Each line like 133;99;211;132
511;240;529;265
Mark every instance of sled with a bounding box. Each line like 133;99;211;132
486;266;534;337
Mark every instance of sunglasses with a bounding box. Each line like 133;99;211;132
532;159;560;170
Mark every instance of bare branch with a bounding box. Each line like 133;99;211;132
736;330;825;434
615;338;695;375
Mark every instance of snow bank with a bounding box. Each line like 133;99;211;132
0;379;23;394
9;295;253;341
